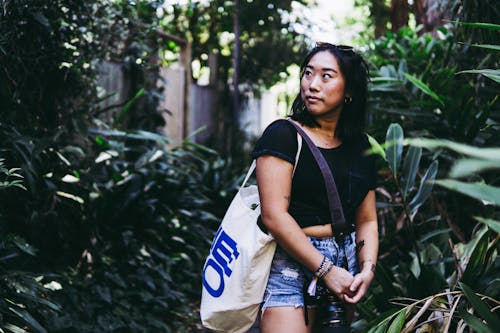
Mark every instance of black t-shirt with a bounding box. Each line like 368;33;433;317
252;119;377;229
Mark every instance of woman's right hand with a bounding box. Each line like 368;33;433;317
323;266;355;299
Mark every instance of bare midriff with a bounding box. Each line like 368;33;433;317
302;223;333;238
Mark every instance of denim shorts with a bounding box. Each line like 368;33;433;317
261;232;359;311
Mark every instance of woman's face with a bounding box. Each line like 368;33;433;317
300;50;348;119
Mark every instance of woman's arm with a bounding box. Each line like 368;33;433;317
344;190;378;303
256;155;355;298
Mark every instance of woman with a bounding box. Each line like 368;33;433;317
252;43;378;332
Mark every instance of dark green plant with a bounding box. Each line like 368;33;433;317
0;158;61;333
353;124;441;331
0;1;237;331
367;25;498;146
366;18;499;241
18;127;225;332
361;22;499;333
358;124;499;332
0;159;26;191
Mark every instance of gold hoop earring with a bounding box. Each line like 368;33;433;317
344;96;352;105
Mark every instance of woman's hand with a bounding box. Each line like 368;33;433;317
343;264;375;303
322;266;355;299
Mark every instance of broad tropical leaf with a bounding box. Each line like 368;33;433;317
401;146;422;200
386;123;404;177
407;138;500;161
409;160;438;215
433;180;500;206
450;158;500;178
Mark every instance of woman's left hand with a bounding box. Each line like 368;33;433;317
343;266;375;304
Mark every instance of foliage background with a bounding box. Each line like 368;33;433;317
0;0;499;332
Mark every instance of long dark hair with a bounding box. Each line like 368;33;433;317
290;43;370;143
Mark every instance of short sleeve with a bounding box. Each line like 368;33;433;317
251;119;298;164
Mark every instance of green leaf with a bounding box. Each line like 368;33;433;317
403;73;444;106
420;228;451;242
458;307;494;333
8;307;47;333
387;309;407;333
457;69;500;83
116;88;145;123
55;191;84;204
91;128;171;145
372;322;388;333
462;227;489;284
367;134;386;160
182;141;218;155
31;12;51;28
409;252;421;278
12;237;37;256
456;21;500;30
433;180;500;206
450;158;500;178
409;160;438;215
470;44;500;52
3;323;30;333
407;138;500;161
366;316;391;333
401;146;422;200
54;151;71;166
95;136;106;146
474;216;500;234
460;283;500;330
385;123;404;176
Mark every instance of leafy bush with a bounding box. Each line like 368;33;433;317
0;158;61;333
367;25;498;145
358;22;499;333
0;123;233;331
0;2;239;331
32;128;221;332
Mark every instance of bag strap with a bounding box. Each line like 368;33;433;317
287;120;348;236
241;132;303;188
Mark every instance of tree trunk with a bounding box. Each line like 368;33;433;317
413;0;443;34
229;0;240;155
233;0;240;118
372;0;388;38
390;0;409;33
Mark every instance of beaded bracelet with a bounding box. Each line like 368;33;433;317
314;256;334;279
307;256;334;297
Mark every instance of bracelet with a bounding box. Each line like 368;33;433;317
314;256;334;279
308;257;334;297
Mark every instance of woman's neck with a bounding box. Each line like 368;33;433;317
315;116;339;138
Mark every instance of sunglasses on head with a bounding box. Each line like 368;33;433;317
315;42;355;53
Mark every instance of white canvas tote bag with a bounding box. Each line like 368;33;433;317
200;132;302;333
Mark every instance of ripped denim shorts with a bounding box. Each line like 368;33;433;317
261;233;359;311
